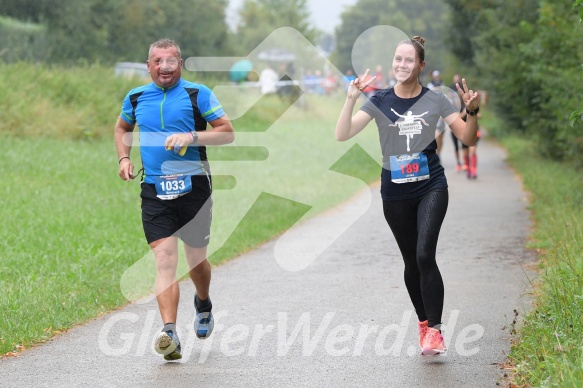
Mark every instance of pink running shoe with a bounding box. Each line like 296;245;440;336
468;166;477;179
418;320;428;349
421;327;447;355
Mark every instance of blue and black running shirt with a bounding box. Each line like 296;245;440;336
120;78;225;184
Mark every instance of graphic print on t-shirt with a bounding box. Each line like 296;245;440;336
388;108;429;152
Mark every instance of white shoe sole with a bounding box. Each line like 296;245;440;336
421;347;447;356
154;332;178;355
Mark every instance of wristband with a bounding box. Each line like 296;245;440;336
190;130;199;144
466;106;480;116
118;156;130;164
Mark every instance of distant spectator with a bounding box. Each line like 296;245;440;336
260;65;279;95
323;71;338;95
363;65;385;98
427;69;443;89
372;65;386;90
344;69;356;90
304;69;317;94
278;62;297;99
386;70;397;88
314;69;324;95
286;62;295;78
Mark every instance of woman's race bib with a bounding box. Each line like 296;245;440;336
389;153;430;183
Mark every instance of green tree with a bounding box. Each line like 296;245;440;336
106;0;166;62
333;0;449;79
467;0;539;131
234;0;318;54
0;0;48;22
163;0;230;58
462;0;583;164
0;0;230;64
523;0;583;162
42;0;121;63
108;0;230;62
442;0;495;68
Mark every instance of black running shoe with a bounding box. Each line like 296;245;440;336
194;294;214;339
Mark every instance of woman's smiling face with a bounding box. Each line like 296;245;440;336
392;43;424;84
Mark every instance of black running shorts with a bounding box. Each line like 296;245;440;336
140;174;212;248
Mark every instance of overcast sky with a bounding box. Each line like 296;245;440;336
226;0;359;33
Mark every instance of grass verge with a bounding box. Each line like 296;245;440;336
480;110;583;386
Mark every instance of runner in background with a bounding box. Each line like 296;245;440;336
450;73;481;179
449;74;464;173
427;70;445;154
463;118;481;179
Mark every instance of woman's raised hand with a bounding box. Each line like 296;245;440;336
348;69;376;100
455;78;480;111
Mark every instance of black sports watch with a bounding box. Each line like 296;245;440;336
466;107;480;116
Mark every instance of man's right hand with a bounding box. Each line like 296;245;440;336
118;158;135;181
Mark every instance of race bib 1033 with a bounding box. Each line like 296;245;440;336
154;174;192;200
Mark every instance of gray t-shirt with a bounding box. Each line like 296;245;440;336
360;87;456;201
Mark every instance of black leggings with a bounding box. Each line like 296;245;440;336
451;131;460;152
382;188;448;327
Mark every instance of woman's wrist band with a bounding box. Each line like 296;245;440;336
466;106;480;116
118;156;130;164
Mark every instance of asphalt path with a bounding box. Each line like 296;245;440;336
0;131;535;387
